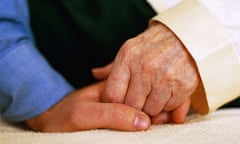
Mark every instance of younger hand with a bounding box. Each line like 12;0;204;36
26;82;150;132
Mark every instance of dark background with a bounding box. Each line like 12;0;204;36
29;0;155;88
28;0;239;107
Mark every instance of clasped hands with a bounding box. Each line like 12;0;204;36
26;23;200;132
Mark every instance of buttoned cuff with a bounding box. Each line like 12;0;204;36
149;0;240;114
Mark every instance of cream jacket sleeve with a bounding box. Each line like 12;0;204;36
147;0;240;114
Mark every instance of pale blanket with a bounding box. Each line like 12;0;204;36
0;109;240;144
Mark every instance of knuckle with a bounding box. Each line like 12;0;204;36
116;38;139;64
165;98;182;112
184;76;199;92
144;108;159;116
123;38;136;47
169;72;198;93
164;106;174;112
144;101;164;116
121;38;140;56
121;39;135;53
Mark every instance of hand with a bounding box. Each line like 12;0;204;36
151;98;191;124
93;23;199;120
26;82;150;132
93;69;191;124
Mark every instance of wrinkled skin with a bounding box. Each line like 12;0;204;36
26;23;199;132
94;23;200;119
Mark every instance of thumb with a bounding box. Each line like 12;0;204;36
77;102;150;131
92;63;113;80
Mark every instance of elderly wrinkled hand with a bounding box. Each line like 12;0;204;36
93;23;200;123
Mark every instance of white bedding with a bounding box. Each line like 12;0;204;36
1;109;240;144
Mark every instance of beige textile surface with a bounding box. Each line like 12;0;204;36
0;109;240;144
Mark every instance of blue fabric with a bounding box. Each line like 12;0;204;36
0;0;74;122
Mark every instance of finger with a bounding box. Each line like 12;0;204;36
151;111;171;125
171;99;191;124
143;84;171;116
103;63;130;103
73;102;151;131
163;85;194;112
92;63;113;80
163;56;199;112
124;73;151;110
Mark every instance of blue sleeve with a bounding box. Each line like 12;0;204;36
0;0;74;122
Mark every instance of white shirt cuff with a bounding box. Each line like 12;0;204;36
149;0;240;114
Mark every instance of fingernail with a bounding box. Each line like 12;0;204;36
134;113;150;131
